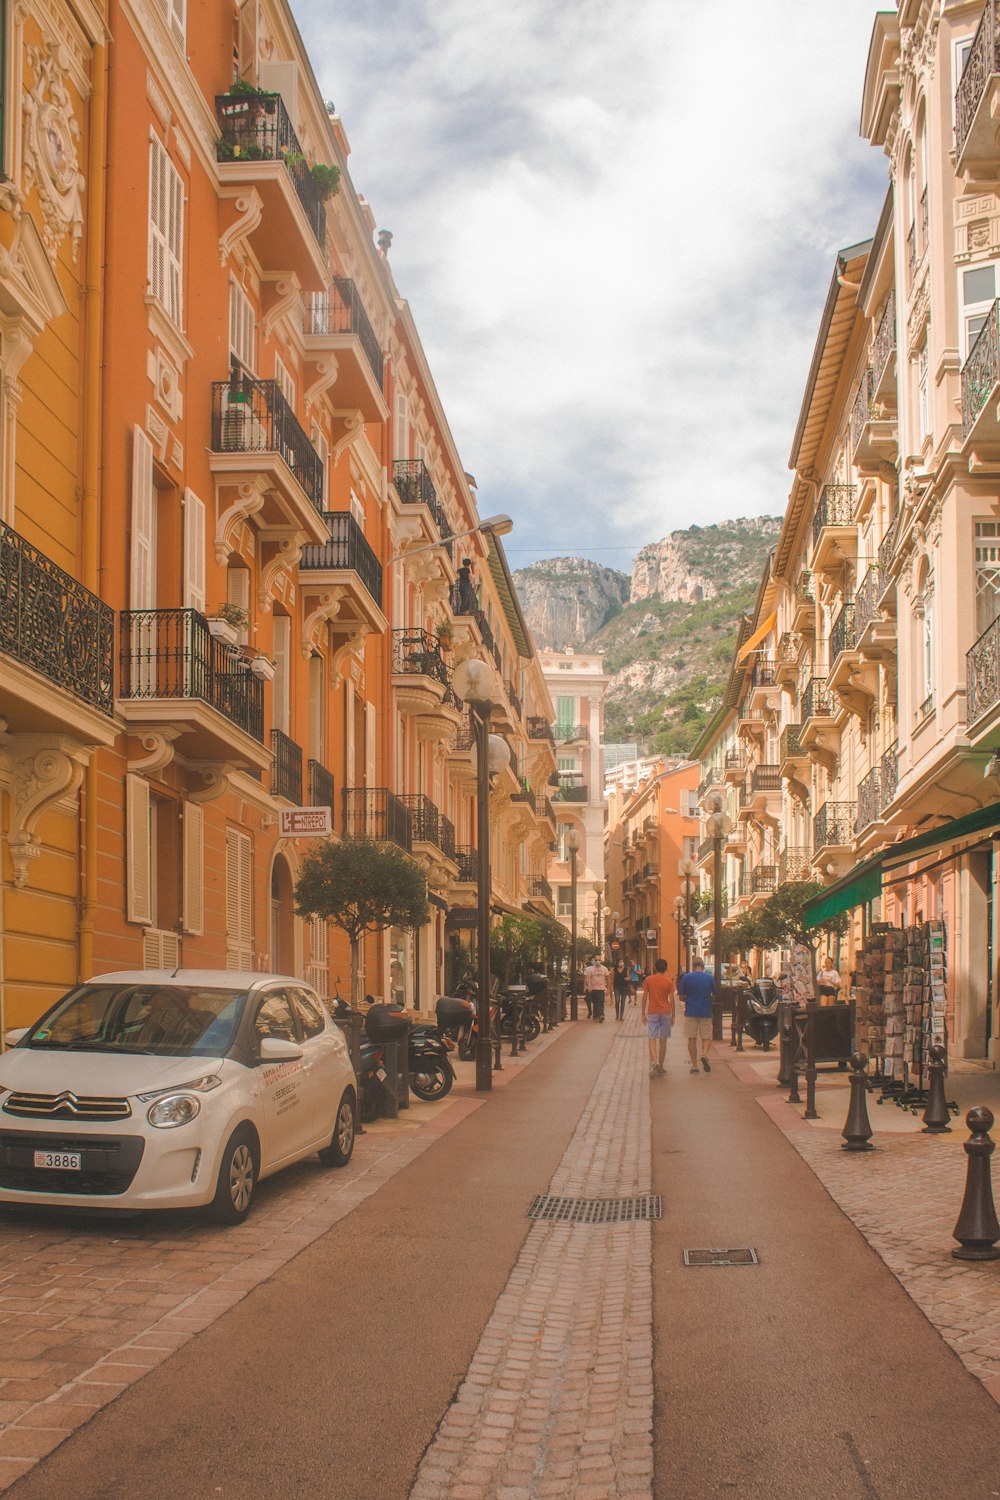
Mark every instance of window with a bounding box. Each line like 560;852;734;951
226;828;253;969
312;425;329;504
556;696;575;733
253;992;297;1043
291;988;326;1039
976;520;1000;635
274;354;295;411
557;885;571;917
229;279;256;374
350;488;364;528
155;0;186;46
394;393;409;460
182;490;206;613
917;338;930;441
148;135;184;328
961;262;998;358
272;615;291;735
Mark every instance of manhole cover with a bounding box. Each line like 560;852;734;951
683;1247;759;1267
528;1193;662;1225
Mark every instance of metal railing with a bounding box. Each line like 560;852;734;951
272;728;303;803
554;784;588;802
342;787;411;849
956;0;1000;157
873;290;896;391
964;613;996;721
724;749;743;771
448;582;496;656
749;657;776;690
391;628;449;685
0;525;114;715
505;681;522;719
802;676;835;722
850;367;873;452
779;723;803;763
778;847;811;886
440;814;456;860
880;741;898;807
300;512;383;609
512;783;536;812
454;845;477;883
449;719;475;754
215;90;325;248
308;759;335;814
907;223;917;282
393;460;452;548
811;485;856;549
962;298;1000;436
856;766;882;834
750;765;781;795
119;609;263;741
211;376;323;506
531;876;553;903
527;715;554;742
542;796;556;826
854;567;884;638
813;801;855;854
777;632;800;667
400;792;440;848
830;601;856;662
308;279;383;386
751;865;777;896
878;515;899;576
795;571;814;605
555;723;589;742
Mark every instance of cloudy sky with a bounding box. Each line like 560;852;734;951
295;0;890;573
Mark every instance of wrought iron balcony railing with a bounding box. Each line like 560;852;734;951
308;279;383;386
450;718;475;753
271;727;303;803
555;723;589;743
215;90;325;248
850;367;874;453
750;765;781;795
962;298;1000;436
813;800;855;854
531;876;553;903
830;601;856;662
854;567;884;638
400;792;440;848
873;290;896;391
527;716;554;743
119;609;263;741
440;814;456;861
391;628;449;685
393;460;452;548
554;783;588;802
795;571;814;605
0;524;114;715
779;723;804;763
308;759;335;814
750;865;777;896
749;657;776;690
966;615;1000;727
542;796;556;826
211;376;323;506
880;741;898;808
448;581;496;657
811;485;856;549
512;782;536;811
956;0;1000;158
724;750;743;770
856;766;882;834
778;847;811;886
505;681;522;719
802;677;835;722
878;515;899;576
453;845;477;883
300;512;383;609
342;787;411;849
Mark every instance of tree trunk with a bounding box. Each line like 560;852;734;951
350;933;363;1006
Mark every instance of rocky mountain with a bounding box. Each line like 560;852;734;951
513;518;782;756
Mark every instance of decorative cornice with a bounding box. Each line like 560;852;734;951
215;479;267;564
218;189;264;269
1;734;90;887
258;530;306;612
262;274;302;344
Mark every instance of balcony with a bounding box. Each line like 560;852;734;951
878;516;899;580
271;727;303;803
505;681;522;720
400;794;451;863
530;876;554;906
791;571;815;634
855;766;882;836
811;485;856;579
872;291;896;403
813;801;855;859
448;581;499;665
775;632;801;686
850;365;897;475
299;512;386;632
854;566;896;660
342;788;411;850
553;783;588;803
439;815;455;860
215;90;327;286
723;750;745;783
955;0;1000;170
828;601;857;671
778;847;811;886
527;716;554;744
880;741;898;810
555;723;589;744
750;864;777;899
304;281;386;423
210;376;328;544
542;797;556;829
800;677;839;764
393;461;454;554
737;707;768;741
0;524;116;741
968;614;1000;731
511;783;537;813
119;609;267;769
748;764;781;817
962;299;1000;450
391;628;449;715
747;656;779;710
778;723;806;776
308;759;335;815
453;846;477;884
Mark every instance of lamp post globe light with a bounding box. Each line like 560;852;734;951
679;855;696;973
593;880;605;948
705;797;732;992
673;894;685;975
451;655;509;1092
565;826;581;1020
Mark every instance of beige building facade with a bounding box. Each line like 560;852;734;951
542;650;608;953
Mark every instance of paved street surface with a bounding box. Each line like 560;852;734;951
1;1013;1000;1497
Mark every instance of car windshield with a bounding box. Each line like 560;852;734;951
23;984;249;1057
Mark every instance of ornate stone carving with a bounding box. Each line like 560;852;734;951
127;729;180;775
23;39;85;264
258;530;306;612
185;762;237;805
216;479;267;563
261;274;302;343
2;734;90;887
218;189;263;268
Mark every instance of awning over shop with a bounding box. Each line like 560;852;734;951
445;907;479;930
802;798;1000;930
736;611;776;663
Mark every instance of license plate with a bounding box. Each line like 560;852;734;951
375;1067;387;1082
33;1151;81;1170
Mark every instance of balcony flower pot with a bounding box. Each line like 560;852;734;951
206;616;240;646
248;655;276;681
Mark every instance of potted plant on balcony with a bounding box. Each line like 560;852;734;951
310;163;341;200
248;653;276;681
207;602;249;645
436;621;454;653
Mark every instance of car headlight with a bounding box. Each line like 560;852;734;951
138;1075;221;1102
147;1094;201;1128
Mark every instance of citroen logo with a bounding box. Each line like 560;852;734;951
54;1092;81;1114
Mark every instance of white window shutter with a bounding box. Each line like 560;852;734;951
127;776;153;925
182;801;204;935
148;136;184;328
130;427;156;610
272;616;291;734
226;828;253;968
183;489;206;614
365;700;377;787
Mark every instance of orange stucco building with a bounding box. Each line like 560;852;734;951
0;0;557;1029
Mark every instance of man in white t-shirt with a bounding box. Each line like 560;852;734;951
583;958;611;1023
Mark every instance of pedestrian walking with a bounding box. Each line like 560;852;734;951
612;960;630;1021
628;959;641;1003
678;956;717;1074
817;957;841;1003
583;956;611;1022
641;958;675;1076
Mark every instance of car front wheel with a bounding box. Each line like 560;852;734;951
210;1125;258;1224
318;1090;356;1168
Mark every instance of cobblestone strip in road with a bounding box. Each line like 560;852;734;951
411;1024;654;1500
745;1061;1000;1405
0;1035;560;1492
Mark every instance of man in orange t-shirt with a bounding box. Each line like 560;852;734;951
641;958;675;1077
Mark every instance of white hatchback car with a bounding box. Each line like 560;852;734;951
0;971;358;1223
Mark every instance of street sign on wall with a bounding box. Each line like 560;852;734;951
645;929;658;943
279;807;332;837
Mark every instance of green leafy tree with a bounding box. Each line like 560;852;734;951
723;882;848;963
490;914;544;987
294;837;430;1004
537;915;571;975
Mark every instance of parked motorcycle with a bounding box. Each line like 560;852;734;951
742;976;780;1049
408;1023;456;1102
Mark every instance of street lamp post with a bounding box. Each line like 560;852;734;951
593;880;604;949
679;856;696;972
452;657;510;1092
673;894;684;975
705;797;733;991
566;827;581;1020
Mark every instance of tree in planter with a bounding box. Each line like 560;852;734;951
294;837;430;1005
537;915;570;978
489;914;544;989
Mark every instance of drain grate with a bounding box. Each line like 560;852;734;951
528;1193;662;1225
683;1247;759;1267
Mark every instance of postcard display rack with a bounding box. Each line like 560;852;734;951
854;919;947;1109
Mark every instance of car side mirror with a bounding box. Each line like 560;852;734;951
4;1028;27;1046
258;1036;303;1063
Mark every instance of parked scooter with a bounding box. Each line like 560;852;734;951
408;1023;456;1102
742;976;780;1049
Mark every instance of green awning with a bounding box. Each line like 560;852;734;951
802;797;1000;930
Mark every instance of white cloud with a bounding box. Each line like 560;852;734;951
297;0;889;568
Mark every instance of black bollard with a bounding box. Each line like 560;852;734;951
952;1107;1000;1261
922;1043;952;1134
841;1052;874;1151
777;1017;793;1089
736;990;744;1054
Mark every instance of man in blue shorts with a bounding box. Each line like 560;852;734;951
678;957;717;1074
641;958;675;1077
